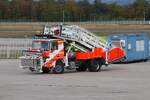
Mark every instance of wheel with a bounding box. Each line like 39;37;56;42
88;59;102;72
29;67;35;72
76;61;87;72
144;59;148;62
53;61;64;74
42;67;50;73
76;66;87;72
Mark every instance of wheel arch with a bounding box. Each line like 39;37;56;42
55;59;64;66
94;57;105;65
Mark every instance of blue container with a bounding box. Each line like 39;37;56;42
107;34;149;62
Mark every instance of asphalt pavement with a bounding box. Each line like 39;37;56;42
0;59;150;100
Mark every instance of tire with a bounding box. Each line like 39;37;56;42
53;61;64;74
42;67;50;73
88;59;102;72
29;67;35;72
76;66;87;72
144;59;148;62
76;61;88;72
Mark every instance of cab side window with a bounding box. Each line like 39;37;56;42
51;42;58;50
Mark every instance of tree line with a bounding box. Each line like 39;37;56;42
0;0;150;22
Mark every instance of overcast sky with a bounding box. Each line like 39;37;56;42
99;0;135;5
102;0;150;5
102;0;134;4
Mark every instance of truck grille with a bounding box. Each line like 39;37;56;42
20;58;41;67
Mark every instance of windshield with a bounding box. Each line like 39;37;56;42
32;41;50;51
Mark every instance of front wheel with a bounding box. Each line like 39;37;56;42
88;59;102;72
42;67;50;73
53;61;64;74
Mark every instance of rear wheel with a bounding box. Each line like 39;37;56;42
76;66;87;72
88;59;102;72
53;61;64;74
144;59;148;62
76;61;87;72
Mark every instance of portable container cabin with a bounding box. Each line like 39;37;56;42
107;34;149;62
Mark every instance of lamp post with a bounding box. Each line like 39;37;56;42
63;10;65;22
144;11;146;21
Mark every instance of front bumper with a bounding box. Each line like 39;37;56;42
19;56;43;72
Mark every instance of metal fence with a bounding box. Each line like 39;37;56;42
0;38;150;59
0;38;32;59
1;21;150;26
91;21;150;25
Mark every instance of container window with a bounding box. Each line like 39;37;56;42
112;40;121;47
136;40;144;52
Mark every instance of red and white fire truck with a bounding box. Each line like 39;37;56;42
19;24;125;74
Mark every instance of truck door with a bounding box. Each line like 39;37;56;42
51;42;58;51
51;41;64;60
50;42;59;60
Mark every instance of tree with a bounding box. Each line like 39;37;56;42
64;0;80;21
134;0;149;19
39;0;57;21
0;0;10;19
107;3;125;20
0;0;150;21
78;0;91;21
0;1;5;19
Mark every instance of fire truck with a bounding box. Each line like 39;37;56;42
19;24;125;74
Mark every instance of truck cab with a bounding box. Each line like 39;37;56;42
20;39;65;74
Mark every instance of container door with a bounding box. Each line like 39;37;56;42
126;36;136;62
144;36;149;59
